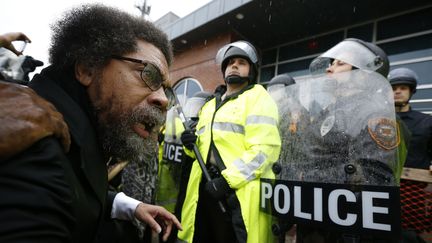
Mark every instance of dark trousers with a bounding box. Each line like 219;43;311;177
192;181;238;243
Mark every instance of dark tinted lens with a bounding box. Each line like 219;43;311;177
141;63;163;91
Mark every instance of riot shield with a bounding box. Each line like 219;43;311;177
155;107;185;213
261;70;401;241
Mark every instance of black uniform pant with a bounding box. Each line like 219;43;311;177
193;180;238;243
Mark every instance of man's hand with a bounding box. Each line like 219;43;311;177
0;32;31;55
0;81;70;160
134;203;182;242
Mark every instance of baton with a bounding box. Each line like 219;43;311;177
173;95;226;213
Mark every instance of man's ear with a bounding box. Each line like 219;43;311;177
75;63;93;87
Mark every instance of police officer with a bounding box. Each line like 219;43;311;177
178;41;281;243
389;67;432;243
389;67;432;170
292;38;401;242
295;38;400;186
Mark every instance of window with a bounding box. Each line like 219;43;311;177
257;6;432;113
380;33;432;62
173;77;203;106
390;61;432;86
347;24;373;41
259;66;275;83
277;58;315;77
377;7;432;40
410;101;432;113
412;88;432;101
262;48;277;65
278;31;344;62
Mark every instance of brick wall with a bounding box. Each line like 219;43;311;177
169;32;232;92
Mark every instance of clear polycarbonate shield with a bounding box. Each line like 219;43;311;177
261;70;401;240
163;107;184;145
155;107;186;212
270;70;399;185
309;40;383;75
215;41;258;65
183;95;207;120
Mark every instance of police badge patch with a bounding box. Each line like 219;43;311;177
367;118;400;150
321;115;335;136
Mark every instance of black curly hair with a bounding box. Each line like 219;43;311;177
49;4;173;72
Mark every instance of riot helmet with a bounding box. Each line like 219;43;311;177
309;38;389;77
183;91;212;120
215;40;259;84
388;67;418;94
266;73;296;93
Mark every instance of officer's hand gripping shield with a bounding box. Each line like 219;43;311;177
261;70;401;241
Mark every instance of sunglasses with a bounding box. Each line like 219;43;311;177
111;55;175;108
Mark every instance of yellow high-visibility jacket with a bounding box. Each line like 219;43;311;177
178;84;281;243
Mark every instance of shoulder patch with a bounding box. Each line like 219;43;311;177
367;117;400;150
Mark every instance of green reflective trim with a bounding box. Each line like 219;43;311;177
246;115;277;126
213;122;245;134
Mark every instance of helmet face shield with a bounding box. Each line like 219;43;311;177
183;91;211;119
183;96;207;119
309;40;383;75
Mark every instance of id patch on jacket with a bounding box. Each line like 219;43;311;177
367;117;399;150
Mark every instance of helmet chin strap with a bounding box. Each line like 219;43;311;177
394;100;410;112
395;91;413;109
395;102;408;107
224;75;250;84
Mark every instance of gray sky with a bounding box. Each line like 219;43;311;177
0;0;211;74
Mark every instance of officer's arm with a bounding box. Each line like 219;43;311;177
221;91;281;189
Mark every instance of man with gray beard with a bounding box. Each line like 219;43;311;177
0;4;181;243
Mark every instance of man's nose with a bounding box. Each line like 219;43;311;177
230;62;239;69
148;87;168;110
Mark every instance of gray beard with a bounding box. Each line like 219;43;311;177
98;105;164;238
98;105;165;163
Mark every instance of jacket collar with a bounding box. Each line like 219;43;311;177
29;65;107;203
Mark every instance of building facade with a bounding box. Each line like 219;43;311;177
157;0;432;113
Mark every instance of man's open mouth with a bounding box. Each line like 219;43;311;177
133;121;159;140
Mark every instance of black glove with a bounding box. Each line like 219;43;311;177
158;132;164;144
180;129;197;150
205;177;232;200
186;119;198;130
